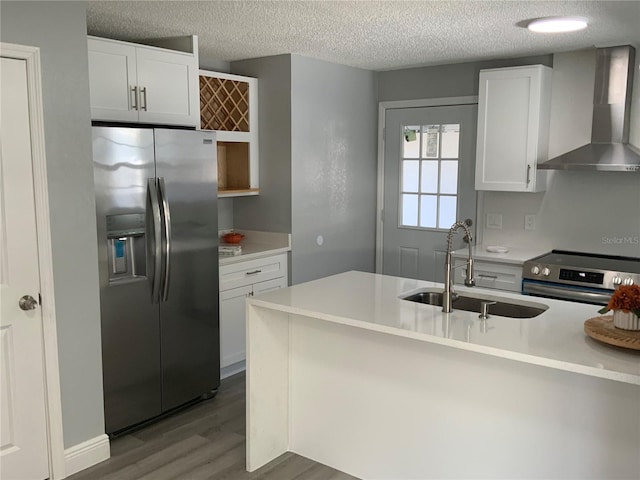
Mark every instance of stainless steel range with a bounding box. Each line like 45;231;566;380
522;250;640;305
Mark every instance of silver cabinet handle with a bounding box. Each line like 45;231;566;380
478;274;499;279
130;85;138;111
146;179;163;303
157;177;172;302
140;86;147;111
19;295;38;311
526;165;531;185
246;270;262;276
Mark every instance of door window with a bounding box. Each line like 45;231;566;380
400;124;460;229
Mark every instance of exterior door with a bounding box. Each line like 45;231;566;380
382;104;477;281
0;56;49;480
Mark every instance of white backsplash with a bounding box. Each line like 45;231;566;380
481;171;640;257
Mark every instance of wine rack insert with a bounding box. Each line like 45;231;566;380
200;76;250;132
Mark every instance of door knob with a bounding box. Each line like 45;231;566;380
19;295;38;311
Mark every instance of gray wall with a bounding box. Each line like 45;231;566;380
231;55;293;234
378;55;553;101
1;2;105;448
289;55;378;284
217;198;234;230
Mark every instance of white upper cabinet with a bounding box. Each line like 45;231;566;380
475;65;552;192
88;36;199;127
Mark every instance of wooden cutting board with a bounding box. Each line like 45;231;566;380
584;316;640;351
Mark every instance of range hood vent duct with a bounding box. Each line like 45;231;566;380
538;45;640;172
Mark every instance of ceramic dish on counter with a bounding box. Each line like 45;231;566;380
486;245;510;253
221;232;244;244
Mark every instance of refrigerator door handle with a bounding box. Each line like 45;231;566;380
158;177;172;302
147;178;163;303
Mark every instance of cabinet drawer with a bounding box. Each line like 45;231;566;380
219;253;287;291
253;276;288;296
453;259;522;292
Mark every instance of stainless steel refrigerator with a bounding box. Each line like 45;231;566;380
92;126;219;434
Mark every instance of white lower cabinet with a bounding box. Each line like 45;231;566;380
453;258;522;293
219;254;288;377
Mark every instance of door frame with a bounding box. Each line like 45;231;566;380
1;42;65;479
376;96;481;273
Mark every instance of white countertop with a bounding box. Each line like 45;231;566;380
452;245;548;265
249;271;640;385
219;230;291;266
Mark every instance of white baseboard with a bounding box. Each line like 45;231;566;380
221;360;246;379
64;434;110;477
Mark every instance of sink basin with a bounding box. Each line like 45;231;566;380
403;288;548;319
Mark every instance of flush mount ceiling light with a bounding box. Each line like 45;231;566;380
527;16;588;33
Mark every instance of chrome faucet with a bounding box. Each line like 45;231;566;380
443;220;475;313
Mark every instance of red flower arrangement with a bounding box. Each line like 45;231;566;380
598;284;640;317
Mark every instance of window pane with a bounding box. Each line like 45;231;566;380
438;196;457;228
420;161;438;193
402;126;420;158
402;160;419;192
441;124;460;158
440;160;458;194
422;125;440;158
419;195;437;228
402;194;418;226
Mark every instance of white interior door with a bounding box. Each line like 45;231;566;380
0;56;49;480
381;104;477;281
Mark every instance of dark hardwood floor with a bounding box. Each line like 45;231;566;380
68;372;358;480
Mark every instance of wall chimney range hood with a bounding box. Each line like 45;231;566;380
538;45;640;172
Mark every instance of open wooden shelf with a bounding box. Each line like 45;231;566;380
217;142;257;197
218;188;260;198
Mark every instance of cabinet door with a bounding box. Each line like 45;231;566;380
219;284;253;368
475;66;549;192
136;47;198;127
253;276;288;296
88;38;138;122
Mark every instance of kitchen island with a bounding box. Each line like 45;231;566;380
246;271;640;479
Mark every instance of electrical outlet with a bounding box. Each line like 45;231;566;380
525;214;536;231
486;213;502;230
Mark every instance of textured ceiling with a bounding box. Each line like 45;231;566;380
86;0;640;71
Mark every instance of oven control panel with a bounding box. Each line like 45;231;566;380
523;262;639;291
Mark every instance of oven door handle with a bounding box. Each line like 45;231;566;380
522;283;611;305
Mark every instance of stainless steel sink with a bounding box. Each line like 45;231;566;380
403;288;548;319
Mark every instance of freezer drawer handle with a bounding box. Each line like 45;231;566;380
246;270;262;276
